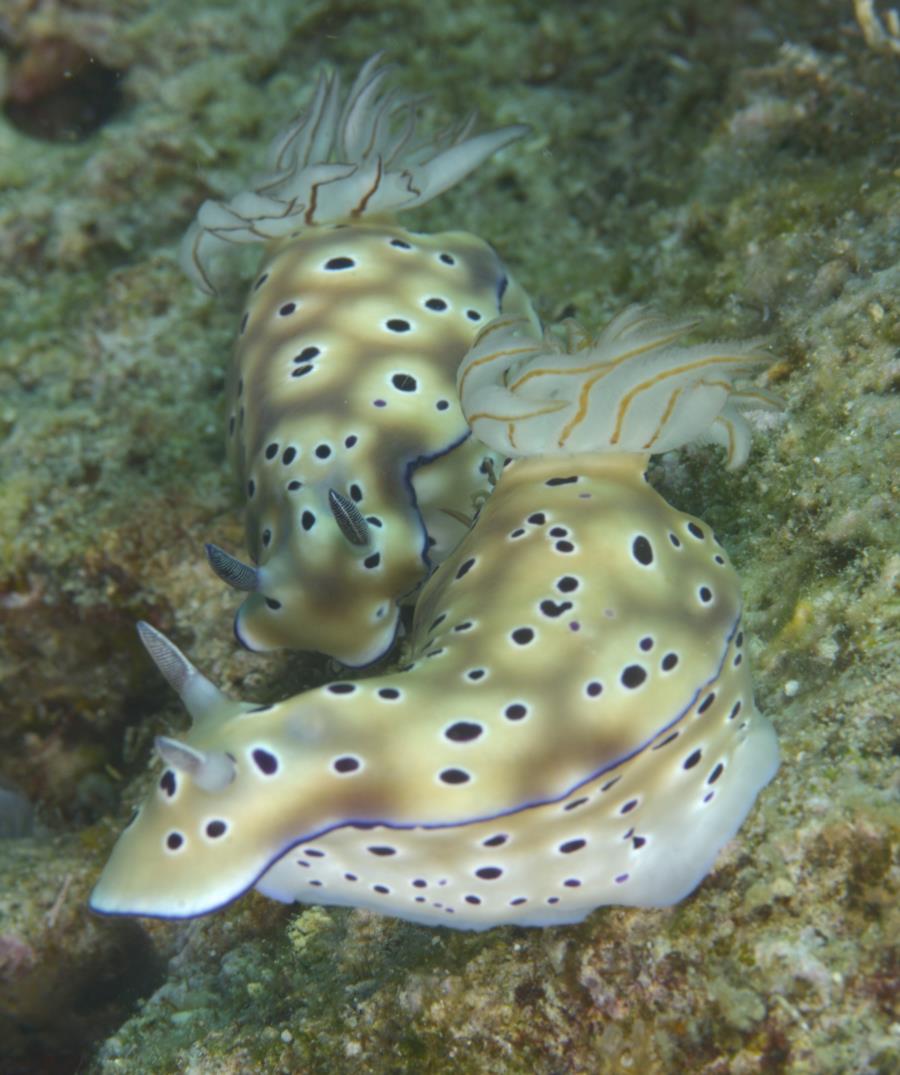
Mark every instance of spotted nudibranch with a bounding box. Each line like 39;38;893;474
181;53;536;666
91;307;780;929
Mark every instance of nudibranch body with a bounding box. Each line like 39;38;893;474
91;309;780;929
182;54;536;666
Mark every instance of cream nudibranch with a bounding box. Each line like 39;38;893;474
181;53;537;666
91;307;780;929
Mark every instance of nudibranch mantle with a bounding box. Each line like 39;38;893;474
182;53;536;665
92;311;780;928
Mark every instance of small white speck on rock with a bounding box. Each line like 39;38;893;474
784;679;800;697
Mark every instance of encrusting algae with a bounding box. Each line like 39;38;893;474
90;56;781;930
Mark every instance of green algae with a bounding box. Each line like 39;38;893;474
0;0;897;1073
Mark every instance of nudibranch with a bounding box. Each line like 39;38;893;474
181;53;536;665
91;307;780;929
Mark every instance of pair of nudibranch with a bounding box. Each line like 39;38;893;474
91;54;781;928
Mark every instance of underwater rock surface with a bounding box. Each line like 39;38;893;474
0;0;896;1072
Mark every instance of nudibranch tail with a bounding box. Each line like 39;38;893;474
180;52;528;294
458;306;782;466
